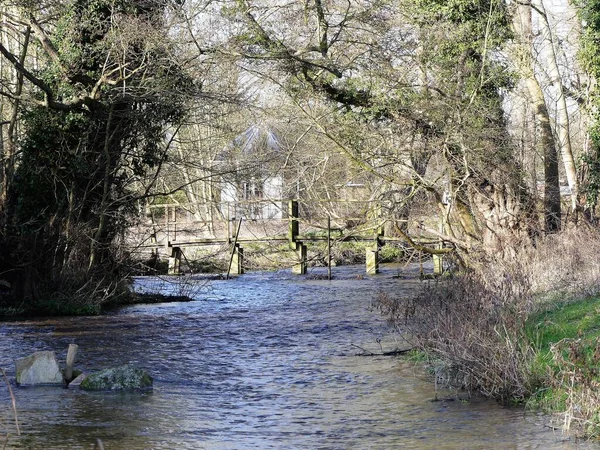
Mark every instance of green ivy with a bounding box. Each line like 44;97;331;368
576;0;600;208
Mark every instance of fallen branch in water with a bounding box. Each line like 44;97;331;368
1;367;20;437
352;344;413;356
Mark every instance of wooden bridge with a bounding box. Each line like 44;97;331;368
132;199;445;277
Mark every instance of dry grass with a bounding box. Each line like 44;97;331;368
377;227;600;404
546;338;600;437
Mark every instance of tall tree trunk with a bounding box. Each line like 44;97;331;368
534;0;578;215
527;78;561;231
3;27;30;206
513;2;561;231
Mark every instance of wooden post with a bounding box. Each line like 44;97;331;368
227;204;231;243
327;216;332;280
366;223;383;275
168;246;182;275
433;253;443;275
366;246;379;275
226;218;243;279
65;344;78;382
288;200;299;249
292;241;307;275
433;212;445;275
164;205;169;244
229;244;244;275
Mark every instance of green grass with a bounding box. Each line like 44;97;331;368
525;296;600;351
524;296;600;434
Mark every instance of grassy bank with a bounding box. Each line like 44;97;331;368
525;296;600;437
378;227;600;439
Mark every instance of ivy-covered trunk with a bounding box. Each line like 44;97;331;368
0;0;192;312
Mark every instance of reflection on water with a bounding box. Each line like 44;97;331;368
0;265;592;449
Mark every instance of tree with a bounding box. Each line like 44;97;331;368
0;0;194;309
216;0;532;263
578;0;600;219
510;1;561;231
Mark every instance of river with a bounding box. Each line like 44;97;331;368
0;264;593;449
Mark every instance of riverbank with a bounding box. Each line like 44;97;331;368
524;295;600;437
380;228;600;440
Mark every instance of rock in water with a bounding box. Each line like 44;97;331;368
80;365;153;391
68;373;87;389
15;351;64;386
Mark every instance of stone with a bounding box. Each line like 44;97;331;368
64;343;79;381
80;365;153;391
68;373;87;389
15;351;64;386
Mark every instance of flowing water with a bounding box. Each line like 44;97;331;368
0;265;594;449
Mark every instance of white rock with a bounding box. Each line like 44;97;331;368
68;373;87;389
15;351;64;386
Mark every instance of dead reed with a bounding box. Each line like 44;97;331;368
377;227;600;404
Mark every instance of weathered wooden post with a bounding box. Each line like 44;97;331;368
366;223;384;275
292;242;307;275
229;244;244;275
433;251;443;275
226;204;231;242
168;246;182;275
288;200;299;247
226;218;243;279
173;206;177;242
327;216;332;280
366;246;379;275
65;343;78;382
287;200;306;275
164;204;169;244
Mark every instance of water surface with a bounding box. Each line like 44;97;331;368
0;265;591;449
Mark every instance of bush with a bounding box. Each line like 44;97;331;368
378;270;536;402
377;227;600;409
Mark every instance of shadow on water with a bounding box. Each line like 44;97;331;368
0;264;593;449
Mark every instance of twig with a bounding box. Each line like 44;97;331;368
94;438;105;450
0;368;19;436
351;343;413;356
351;343;375;356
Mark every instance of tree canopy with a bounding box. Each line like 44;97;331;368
0;0;597;310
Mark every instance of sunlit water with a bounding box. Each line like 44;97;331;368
0;265;594;449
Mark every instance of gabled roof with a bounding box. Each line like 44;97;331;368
218;124;283;162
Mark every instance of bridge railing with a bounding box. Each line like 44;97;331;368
133;199;447;276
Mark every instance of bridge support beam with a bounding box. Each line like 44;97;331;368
366;225;384;275
366;246;379;275
229;243;244;275
292;241;307;275
433;254;443;275
168;246;182;275
288;200;299;248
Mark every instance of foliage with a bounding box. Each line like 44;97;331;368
0;0;193;311
577;0;600;213
224;0;529;264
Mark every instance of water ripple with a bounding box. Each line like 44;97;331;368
0;264;591;449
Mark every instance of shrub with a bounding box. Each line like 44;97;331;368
377;227;600;408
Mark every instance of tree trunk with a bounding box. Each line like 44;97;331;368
534;0;578;215
526;77;561;231
513;2;561;231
